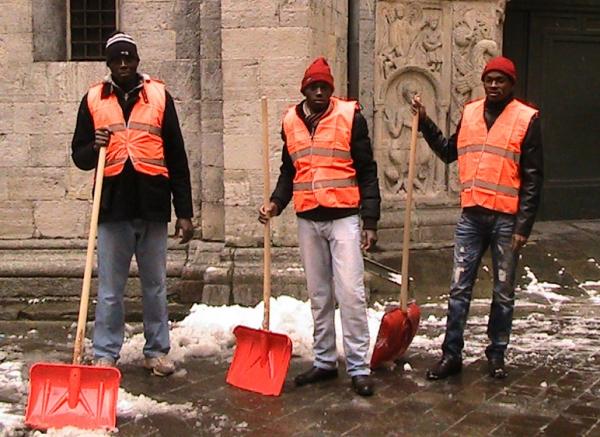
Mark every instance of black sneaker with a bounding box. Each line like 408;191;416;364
487;355;507;379
426;355;462;380
351;375;374;396
294;366;338;386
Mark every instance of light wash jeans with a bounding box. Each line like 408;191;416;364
442;209;519;360
297;215;370;377
93;220;170;361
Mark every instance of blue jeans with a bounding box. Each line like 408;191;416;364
297;215;370;377
442;209;519;360
93;220;170;361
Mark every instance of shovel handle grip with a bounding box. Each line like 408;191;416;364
73;146;107;364
400;112;419;311
261;96;271;331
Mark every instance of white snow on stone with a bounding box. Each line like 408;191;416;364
117;388;196;420
519;267;570;305
31;427;111;436
579;281;600;297
0;402;24;436
0;361;26;399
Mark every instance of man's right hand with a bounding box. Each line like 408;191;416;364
258;201;279;224
411;95;427;123
94;128;111;151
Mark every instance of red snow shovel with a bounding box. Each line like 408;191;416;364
371;112;421;369
226;97;292;396
26;145;121;430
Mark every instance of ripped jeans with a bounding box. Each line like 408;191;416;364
442;209;519;360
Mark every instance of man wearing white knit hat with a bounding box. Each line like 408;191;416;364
71;31;194;376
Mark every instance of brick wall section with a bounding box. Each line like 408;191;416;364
0;0;203;240
221;0;348;247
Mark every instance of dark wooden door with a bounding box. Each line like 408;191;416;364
504;0;600;220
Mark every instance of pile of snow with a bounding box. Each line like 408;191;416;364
120;296;388;364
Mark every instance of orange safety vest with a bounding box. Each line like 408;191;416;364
457;98;538;214
87;78;168;178
283;97;360;213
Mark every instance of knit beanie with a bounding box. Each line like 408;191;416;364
301;57;335;93
481;56;517;83
105;32;139;64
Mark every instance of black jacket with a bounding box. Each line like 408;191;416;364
270;101;381;230
71;78;193;223
419;96;543;237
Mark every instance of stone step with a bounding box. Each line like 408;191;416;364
2;298;191;322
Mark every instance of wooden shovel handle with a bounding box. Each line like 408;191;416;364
261;97;271;331
400;112;419;311
73;146;106;364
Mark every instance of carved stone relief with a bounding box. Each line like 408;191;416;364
374;0;506;201
448;2;505;192
374;1;449;201
450;5;501;132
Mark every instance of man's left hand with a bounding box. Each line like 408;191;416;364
174;218;194;244
362;229;378;251
512;233;527;252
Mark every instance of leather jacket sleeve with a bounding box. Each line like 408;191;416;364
515;115;543;237
351;112;381;228
418;116;459;164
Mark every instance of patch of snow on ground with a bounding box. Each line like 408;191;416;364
0;361;26;399
31;427;111;437
117;388;197;420
579;280;600;297
518;267;569;310
0;401;24;436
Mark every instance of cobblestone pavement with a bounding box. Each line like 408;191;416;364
2;299;599;437
1;221;600;436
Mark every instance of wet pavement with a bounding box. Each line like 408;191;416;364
1;220;600;436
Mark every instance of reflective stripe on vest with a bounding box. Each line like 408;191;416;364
457;98;537;214
283;97;360;212
87;79;168;178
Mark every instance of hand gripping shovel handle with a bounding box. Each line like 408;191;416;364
73;146;107;364
261;96;271;331
400;112;419;312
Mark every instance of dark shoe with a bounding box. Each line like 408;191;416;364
426;355;462;380
294;366;338;386
488;356;507;379
351;375;374;396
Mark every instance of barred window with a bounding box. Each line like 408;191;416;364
69;0;118;60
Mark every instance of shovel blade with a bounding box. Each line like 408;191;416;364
370;302;421;369
226;325;292;396
25;362;121;430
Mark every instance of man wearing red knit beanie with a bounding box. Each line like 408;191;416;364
412;56;544;380
258;57;381;396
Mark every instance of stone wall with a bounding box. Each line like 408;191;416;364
221;0;349;249
0;0;205;240
0;0;209;318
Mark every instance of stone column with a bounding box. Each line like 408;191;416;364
221;0;349;248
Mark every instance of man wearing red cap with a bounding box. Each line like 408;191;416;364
259;57;381;396
412;56;543;380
